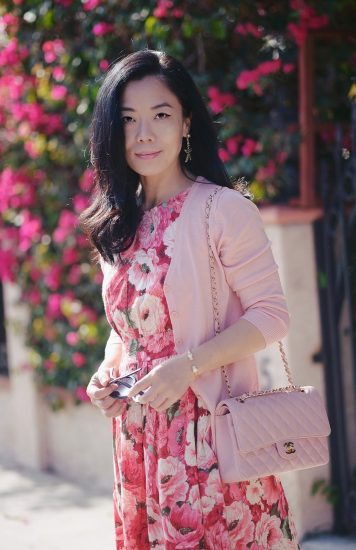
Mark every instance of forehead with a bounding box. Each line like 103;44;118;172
121;75;180;109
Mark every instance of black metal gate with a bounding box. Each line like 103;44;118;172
313;80;356;533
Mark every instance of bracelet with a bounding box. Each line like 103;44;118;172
187;349;200;378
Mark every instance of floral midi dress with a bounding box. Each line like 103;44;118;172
101;186;299;549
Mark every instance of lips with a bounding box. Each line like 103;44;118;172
135;151;161;159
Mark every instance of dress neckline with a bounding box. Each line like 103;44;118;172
140;177;197;213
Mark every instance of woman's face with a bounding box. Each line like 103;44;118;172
120;75;191;178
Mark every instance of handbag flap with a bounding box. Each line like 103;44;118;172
216;386;331;454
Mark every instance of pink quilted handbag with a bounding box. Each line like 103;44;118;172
206;188;331;483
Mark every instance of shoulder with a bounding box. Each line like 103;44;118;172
212;185;260;226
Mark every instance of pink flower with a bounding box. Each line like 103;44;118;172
66;331;79;346
72;352;86;368
138;208;164;249
241;138;259;157
51;84;67;100
79;169;94;192
260;475;283;506
92;22;115;37
283;63;295;74
172;8;184;18
157;456;188;509
0;38;28;67
205;520;231;549
256;160;276;181
129;293;166;337
235;22;263;38
52;66;65;81
44;359;56;371
62;247;79;264
72;193;90;213
258;59;282;75
0;249;16;282
226;135;241;155
236;68;259;90
153;0;173;18
127;248;160;291
83;0;101;10
218;148;231;162
47;293;62;318
225;500;254;548
75;386;91;402
246;479;263;505
254;512;284;548
207;85;235;114
19;211;42;251
44;265;62;291
42;39;65;63
24;141;41;159
164;503;204;548
67;265;81;285
99;59;109;71
53;210;78;243
26;289;41;305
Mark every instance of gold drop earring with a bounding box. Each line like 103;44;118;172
184;133;192;163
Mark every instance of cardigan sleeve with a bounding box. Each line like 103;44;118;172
212;188;290;347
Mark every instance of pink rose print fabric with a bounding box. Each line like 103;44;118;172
101;187;299;549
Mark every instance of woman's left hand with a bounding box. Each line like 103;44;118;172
127;354;195;412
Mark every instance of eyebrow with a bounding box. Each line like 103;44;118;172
120;102;174;112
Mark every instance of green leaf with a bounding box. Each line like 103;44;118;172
145;16;157;35
210;19;226;40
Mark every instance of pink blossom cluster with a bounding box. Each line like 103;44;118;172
0;13;20;33
236;60;295;95
0;167;42;212
219;135;261;163
153;1;184;19
207;86;236;114
92;22;116;37
11;102;64;134
288;0;329;45
83;0;102;10
42;39;65;64
234;23;263;38
0;38;28;67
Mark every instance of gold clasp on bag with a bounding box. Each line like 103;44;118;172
284;441;296;455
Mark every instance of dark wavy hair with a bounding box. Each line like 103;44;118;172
79;49;249;264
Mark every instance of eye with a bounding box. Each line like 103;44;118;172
122;116;134;124
155;112;170;119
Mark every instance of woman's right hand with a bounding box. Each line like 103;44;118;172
86;360;126;418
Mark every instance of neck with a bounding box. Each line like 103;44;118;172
140;166;195;210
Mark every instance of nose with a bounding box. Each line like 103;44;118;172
136;119;154;143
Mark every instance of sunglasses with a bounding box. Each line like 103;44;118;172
109;367;143;399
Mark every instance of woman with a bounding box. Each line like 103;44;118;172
83;49;299;549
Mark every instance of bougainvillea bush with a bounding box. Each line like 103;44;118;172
0;0;354;407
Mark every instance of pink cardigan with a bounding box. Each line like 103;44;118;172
102;176;290;412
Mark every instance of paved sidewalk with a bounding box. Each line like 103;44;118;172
0;461;115;550
1;460;355;550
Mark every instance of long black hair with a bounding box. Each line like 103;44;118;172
80;49;248;264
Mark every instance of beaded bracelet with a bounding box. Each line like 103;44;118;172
187;349;200;378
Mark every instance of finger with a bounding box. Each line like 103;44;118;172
127;374;154;398
133;385;157;405
102;399;126;418
150;395;170;411
89;383;118;401
98;367;115;386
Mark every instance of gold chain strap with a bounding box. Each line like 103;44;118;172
205;187;303;401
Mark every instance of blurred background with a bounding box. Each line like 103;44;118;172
0;0;355;548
